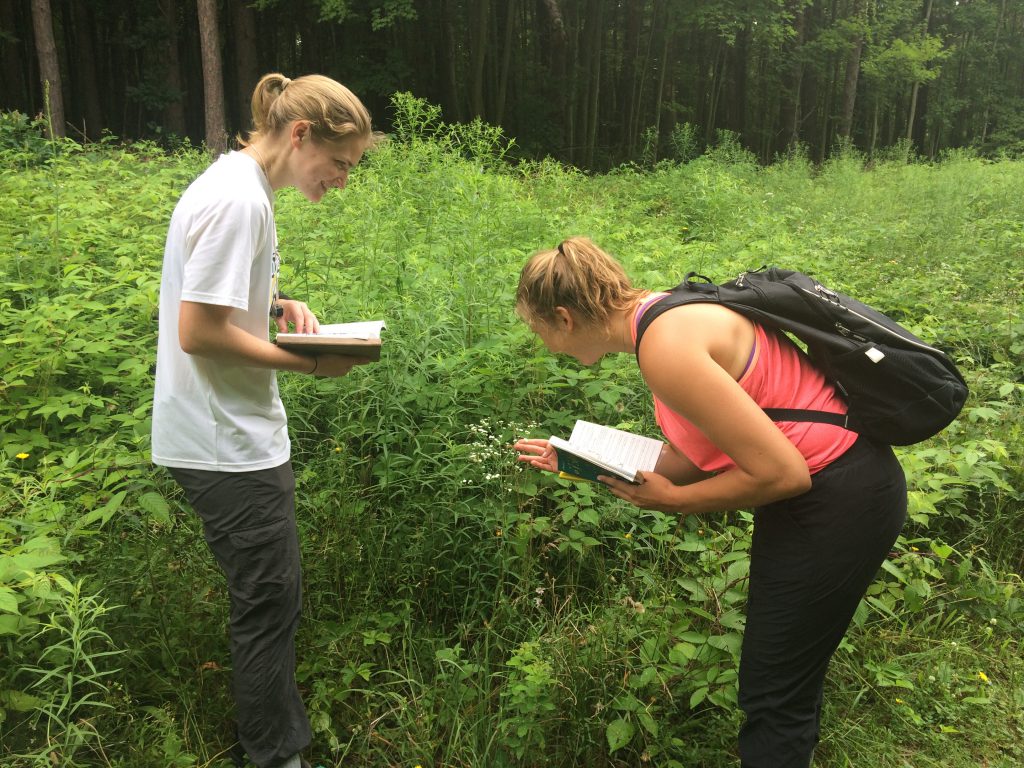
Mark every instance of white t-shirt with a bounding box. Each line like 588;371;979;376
151;151;290;471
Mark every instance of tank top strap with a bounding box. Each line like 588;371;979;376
631;292;671;345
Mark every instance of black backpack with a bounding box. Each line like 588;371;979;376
634;267;969;446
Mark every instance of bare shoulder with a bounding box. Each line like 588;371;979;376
640;302;751;351
638;302;755;380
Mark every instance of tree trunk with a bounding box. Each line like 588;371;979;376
584;0;604;168
906;0;934;144
495;0;516;124
818;57;839;162
651;4;670;162
0;0;29;112
620;0;643;159
979;0;1005;145
838;0;865;139
469;0;489;118
731;20;751;137
951;31;969;145
566;2;581;163
706;39;726;143
441;0;461;122
69;0;103;140
197;0;227;154
30;0;64;137
781;1;806;150
233;0;259;135
160;0;187;137
539;0;569;158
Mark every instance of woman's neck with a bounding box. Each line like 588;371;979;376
609;293;652;355
243;140;281;191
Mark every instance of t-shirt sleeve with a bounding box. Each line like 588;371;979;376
180;195;270;310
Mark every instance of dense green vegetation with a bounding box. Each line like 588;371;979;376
1;102;1022;767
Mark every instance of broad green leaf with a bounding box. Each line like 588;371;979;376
605;717;634;753
11;550;65;573
637;710;659;737
138;491;171;525
0;615;22;636
0;587;19;615
73;490;127;531
669;641;697;664
930;541;954;560
0;689;43;712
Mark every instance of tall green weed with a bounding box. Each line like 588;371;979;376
1;100;1021;765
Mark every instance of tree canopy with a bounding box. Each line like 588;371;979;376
5;0;1024;168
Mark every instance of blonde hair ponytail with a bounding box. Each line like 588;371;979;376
240;72;383;148
516;237;646;327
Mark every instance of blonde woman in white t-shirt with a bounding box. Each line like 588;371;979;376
152;73;383;768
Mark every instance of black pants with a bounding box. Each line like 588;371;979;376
170;461;312;768
737;438;907;767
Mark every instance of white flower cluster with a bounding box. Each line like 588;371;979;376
462;416;540;490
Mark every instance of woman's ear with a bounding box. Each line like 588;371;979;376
553;306;574;332
290;120;311;148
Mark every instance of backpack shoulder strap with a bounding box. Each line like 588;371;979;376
635;269;856;432
634;272;720;361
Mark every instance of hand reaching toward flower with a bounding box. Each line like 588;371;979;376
513;438;559;473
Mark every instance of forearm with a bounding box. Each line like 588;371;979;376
179;301;316;373
654;442;712;486
664;465;811;518
184;321;316;373
610;450;812;518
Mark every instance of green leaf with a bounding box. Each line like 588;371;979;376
929;541;954;560
73;490;127;531
637;710;659;737
707;633;743;656
0;615;22;636
138;491;171;525
606;717;635;753
689;687;708;708
669;642;697;664
577;507;599;525
0;587;19;615
677;631;708;644
10;550;65;574
0;689;44;712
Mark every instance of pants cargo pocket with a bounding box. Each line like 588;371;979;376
227;517;298;595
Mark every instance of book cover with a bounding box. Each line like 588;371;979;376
275;320;385;361
549;421;662;485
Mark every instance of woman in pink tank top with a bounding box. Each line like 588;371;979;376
513;237;907;768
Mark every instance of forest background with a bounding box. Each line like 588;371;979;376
6;0;1024;169
2;0;1024;766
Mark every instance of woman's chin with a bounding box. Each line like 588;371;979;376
302;183;330;203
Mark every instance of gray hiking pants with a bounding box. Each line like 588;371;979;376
170;461;312;768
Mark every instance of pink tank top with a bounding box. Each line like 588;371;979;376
633;295;858;475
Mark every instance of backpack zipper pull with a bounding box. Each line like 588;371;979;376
815;283;843;306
